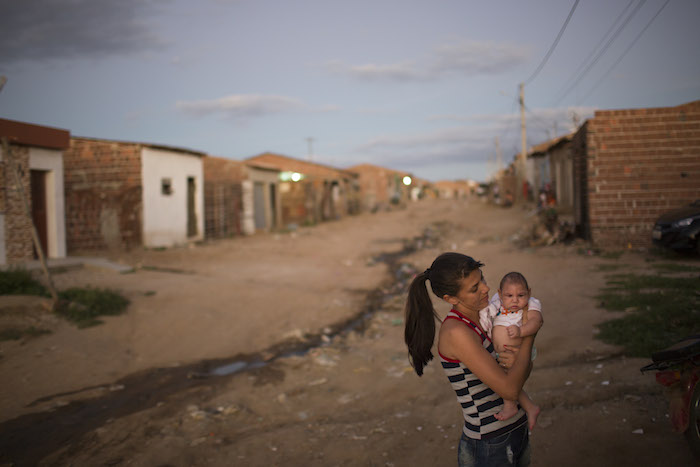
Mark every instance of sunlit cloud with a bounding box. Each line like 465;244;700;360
176;94;306;120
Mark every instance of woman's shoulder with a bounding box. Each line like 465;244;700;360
439;316;483;346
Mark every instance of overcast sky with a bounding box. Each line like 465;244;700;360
1;0;698;182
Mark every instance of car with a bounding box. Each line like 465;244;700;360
651;200;700;254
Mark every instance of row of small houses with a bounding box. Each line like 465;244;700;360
493;99;700;249
2;99;698;265
0;117;442;266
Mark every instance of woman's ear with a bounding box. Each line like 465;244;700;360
443;294;458;306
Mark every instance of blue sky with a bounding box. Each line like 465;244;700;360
1;0;698;182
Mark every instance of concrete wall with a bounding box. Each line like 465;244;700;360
141;147;204;247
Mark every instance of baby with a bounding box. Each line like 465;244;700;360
479;271;543;429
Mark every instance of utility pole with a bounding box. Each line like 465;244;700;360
495;136;502;172
519;83;527;201
305;137;314;161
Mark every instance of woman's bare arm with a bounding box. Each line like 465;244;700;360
439;320;534;400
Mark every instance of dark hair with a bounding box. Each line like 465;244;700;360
499;271;529;290
404;252;484;376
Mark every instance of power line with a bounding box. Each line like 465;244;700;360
552;0;635;105
580;0;671;103
523;0;580;86
553;0;647;105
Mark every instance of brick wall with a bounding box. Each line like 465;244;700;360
63;138;143;252
1;144;35;263
203;156;244;238
583;100;700;248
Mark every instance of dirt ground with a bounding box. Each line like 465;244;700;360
0;199;698;466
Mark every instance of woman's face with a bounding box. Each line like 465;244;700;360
449;268;490;313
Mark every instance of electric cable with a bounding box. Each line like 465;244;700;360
552;0;635;105
580;0;671;103
553;0;647;105
523;0;580;86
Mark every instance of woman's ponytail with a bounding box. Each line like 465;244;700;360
404;271;437;376
404;253;484;376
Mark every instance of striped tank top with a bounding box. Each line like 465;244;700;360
439;309;527;440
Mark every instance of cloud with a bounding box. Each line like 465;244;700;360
325;60;430;82
432;40;530;75
326;40;530;83
176;94;306;120
0;0;165;63
351;106;596;173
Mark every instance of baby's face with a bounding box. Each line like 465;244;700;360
499;281;530;312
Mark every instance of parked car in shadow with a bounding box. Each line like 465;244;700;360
652;200;700;254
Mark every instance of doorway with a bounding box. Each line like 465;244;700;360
187;177;197;237
30;170;48;258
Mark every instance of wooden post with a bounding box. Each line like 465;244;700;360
1;137;59;310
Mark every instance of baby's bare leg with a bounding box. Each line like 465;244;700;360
491;326;525;422
518;391;541;430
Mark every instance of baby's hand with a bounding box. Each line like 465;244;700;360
507;325;521;338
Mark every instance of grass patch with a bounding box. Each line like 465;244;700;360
595;272;700;357
1;269;130;329
56;288;130;328
650;263;700;274
0;269;48;296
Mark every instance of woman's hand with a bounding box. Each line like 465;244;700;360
497;344;520;369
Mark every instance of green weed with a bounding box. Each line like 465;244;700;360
595;272;700;357
56;288;130;328
0;269;48;296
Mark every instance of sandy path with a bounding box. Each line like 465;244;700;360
0;199;697;466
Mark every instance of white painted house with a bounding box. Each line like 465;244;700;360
63;138;205;251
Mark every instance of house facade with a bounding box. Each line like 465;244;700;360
572;100;700;248
0;119;69;265
347;163;413;212
528;133;575;212
247;153;359;227
63;137;205;251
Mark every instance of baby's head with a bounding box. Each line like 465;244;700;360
498;272;531;312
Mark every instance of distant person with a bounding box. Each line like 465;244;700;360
479;272;542;428
404;253;537;466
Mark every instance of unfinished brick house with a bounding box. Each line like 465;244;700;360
246;153;359;228
527;133;575;212
203;156;282;237
347;163;415;211
63;137;205;251
571;100;700;248
0;118;70;266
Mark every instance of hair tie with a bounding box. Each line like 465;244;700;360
424;267;431;276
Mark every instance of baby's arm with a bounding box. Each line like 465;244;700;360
520;297;543;337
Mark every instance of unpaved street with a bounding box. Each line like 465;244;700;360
0;199;697;466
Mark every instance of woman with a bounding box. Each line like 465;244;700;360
404;252;535;467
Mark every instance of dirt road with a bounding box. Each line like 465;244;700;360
0;199;696;466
